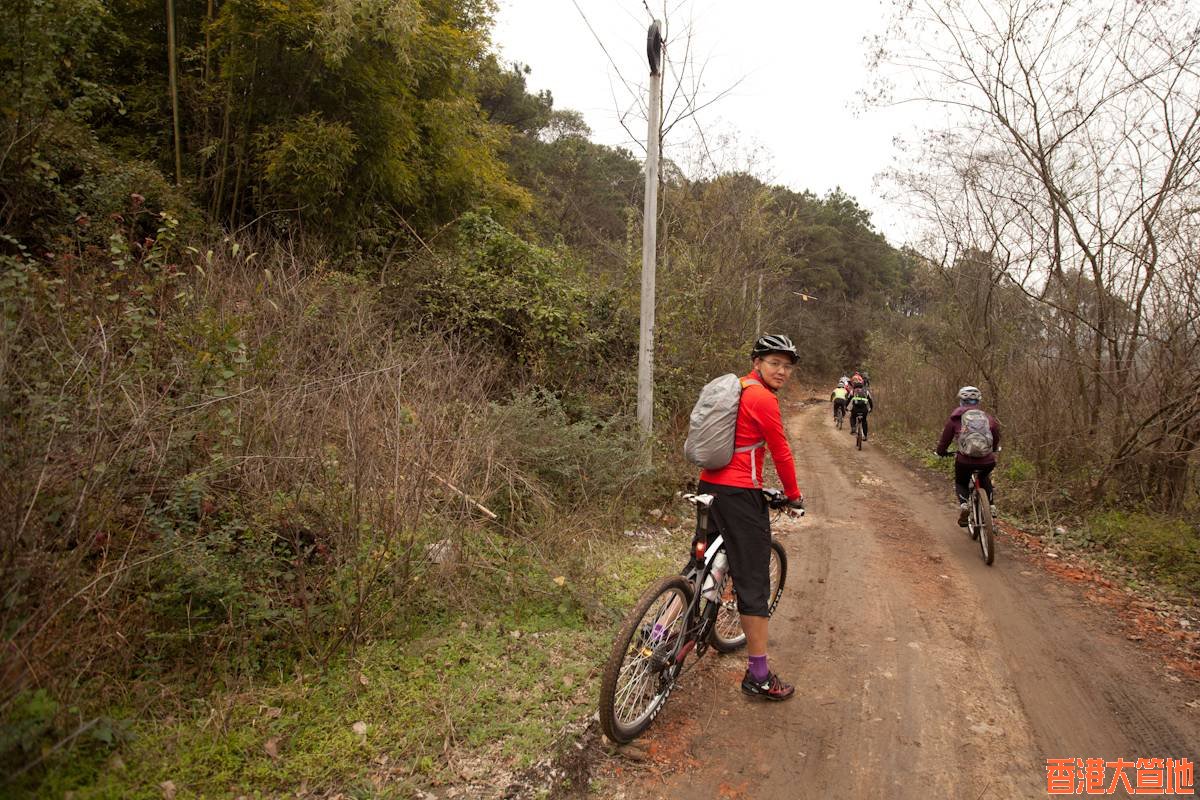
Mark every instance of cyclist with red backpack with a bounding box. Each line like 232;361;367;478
691;334;805;701
935;386;1002;526
846;379;873;439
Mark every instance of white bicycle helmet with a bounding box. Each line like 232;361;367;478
750;333;799;363
957;385;982;403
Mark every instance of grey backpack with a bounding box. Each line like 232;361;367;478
957;408;994;457
683;374;765;469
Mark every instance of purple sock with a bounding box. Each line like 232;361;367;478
748;654;769;682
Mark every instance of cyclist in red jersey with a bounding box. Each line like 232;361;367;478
699;333;805;701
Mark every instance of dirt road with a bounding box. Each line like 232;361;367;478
594;396;1199;799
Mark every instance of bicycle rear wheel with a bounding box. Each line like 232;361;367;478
599;575;692;743
856;426;863;450
709;539;788;652
977;488;995;565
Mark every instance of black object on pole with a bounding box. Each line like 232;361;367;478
646;20;663;75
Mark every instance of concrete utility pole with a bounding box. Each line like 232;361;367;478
638;20;664;436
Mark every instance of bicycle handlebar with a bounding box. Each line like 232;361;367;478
934;445;1002;458
762;487;805;516
690;487;803;515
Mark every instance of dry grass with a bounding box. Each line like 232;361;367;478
0;226;661;752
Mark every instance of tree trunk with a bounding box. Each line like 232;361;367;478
166;0;182;186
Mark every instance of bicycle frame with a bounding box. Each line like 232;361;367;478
662;489;795;667
969;472;989;523
650;500;727;669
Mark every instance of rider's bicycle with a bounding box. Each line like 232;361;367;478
966;468;995;565
598;488;798;744
850;413;864;450
834;402;845;430
937;452;996;565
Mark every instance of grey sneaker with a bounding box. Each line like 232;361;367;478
957;503;969;527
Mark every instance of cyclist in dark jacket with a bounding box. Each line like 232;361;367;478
847;380;873;439
935;386;1002;526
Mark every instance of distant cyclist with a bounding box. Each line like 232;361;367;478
935;386;1002;526
847;379;873;439
698;334;805;701
830;382;849;423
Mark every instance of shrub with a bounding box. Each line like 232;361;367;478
1086;511;1200;595
255;113;359;222
482;389;654;524
407;211;599;381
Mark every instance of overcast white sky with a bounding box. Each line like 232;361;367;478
492;0;930;245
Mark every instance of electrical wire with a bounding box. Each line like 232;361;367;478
570;0;643;106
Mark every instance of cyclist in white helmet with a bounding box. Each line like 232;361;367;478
935;386;1002;526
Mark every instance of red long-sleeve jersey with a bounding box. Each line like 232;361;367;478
699;371;801;500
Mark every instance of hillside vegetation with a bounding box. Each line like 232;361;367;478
2;0;1197;795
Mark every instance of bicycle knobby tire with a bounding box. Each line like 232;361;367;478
599;575;692;743
978;491;996;565
709;539;788;653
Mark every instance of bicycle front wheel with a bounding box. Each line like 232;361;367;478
709;539;788;652
599;575;692;744
977;490;995;565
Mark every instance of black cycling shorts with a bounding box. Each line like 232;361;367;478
697;480;772;616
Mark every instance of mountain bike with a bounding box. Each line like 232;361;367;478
965;468;995;565
598;489;798;744
937;453;996;565
834;402;845;430
850;412;865;450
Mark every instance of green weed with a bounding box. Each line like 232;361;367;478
1001;455;1036;483
13;521;685;798
1085;511;1200;595
20;612;592;797
604;530;689;610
